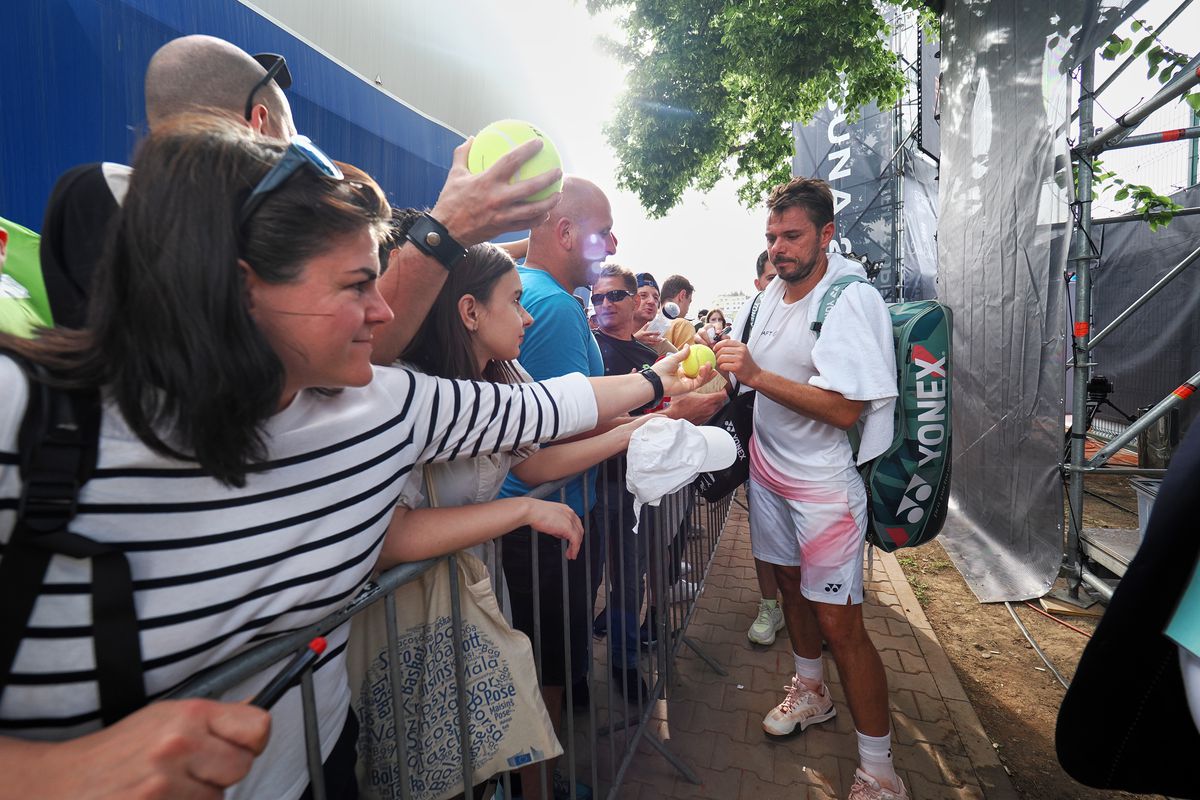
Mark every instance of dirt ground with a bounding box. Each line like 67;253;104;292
896;474;1158;800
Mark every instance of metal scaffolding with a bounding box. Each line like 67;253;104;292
1064;42;1200;602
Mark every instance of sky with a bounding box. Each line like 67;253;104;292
499;3;769;312
1088;0;1200;215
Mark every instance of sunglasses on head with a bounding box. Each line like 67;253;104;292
239;135;343;229
590;289;634;306
244;53;293;121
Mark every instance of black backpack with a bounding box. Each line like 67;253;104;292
0;358;146;725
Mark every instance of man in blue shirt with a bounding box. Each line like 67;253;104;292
499;176;615;800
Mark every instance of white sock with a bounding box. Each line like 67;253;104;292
762;598;778;608
856;729;900;791
792;653;824;689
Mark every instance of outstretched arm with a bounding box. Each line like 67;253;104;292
372;140;562;364
511;415;653;487
377;497;583;567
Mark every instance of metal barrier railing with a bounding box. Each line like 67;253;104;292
174;462;733;800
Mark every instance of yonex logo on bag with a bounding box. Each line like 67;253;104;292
895;473;935;524
824;583;842;593
913;344;947;467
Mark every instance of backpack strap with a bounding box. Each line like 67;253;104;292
811;274;869;337
0;361;147;725
727;291;765;398
809;275;872;461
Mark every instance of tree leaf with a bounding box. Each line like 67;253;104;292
591;0;921;215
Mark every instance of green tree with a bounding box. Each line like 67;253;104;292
588;0;931;216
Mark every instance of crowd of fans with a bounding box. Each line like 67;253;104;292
1;31;914;800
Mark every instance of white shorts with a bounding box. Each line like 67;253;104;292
748;476;868;605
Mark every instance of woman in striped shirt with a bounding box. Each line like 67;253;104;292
0;114;708;799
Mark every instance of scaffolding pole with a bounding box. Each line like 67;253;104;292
1064;39;1200;600
1065;52;1096;596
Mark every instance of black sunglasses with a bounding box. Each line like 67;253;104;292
239;135;343;229
590;289;635;306
244;53;294;121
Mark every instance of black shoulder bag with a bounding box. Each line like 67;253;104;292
695;292;763;502
0;360;147;726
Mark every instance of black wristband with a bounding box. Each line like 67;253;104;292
405;213;467;270
637;366;664;411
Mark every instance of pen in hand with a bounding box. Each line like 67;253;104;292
252;636;327;709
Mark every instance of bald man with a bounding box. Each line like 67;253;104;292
40;36;297;327
496;175;615;800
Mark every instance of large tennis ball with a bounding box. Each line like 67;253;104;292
681;344;716;378
467;119;563;201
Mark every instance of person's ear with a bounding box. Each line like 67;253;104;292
239;259;262;311
555;217;574;252
457;293;481;332
247;104;271;135
819;221;836;249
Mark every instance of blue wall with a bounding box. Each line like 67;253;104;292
0;0;462;231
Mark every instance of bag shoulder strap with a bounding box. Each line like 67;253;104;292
0;360;146;725
811;274;870;337
727;291;765;398
742;291;764;343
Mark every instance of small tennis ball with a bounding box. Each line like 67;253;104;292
681;344;716;378
467;119;563;201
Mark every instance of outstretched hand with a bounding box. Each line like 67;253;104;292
633;323;664;347
430;138;562;247
525;498;584;559
651;345;715;397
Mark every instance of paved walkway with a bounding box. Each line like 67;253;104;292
621;495;1019;799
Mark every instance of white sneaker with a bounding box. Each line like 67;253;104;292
847;768;908;800
762;676;836;737
747;599;784;645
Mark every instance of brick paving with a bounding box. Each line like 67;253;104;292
621;495;1018;799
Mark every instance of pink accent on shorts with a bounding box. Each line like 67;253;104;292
750;436;846;503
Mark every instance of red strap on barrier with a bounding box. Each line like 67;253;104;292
1073;321;1089;338
1174;384;1195;400
1163;129;1184;142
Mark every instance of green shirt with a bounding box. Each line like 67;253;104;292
0;274;46;337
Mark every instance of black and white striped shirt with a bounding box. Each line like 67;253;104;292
0;358;597;799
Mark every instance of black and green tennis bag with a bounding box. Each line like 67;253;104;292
813;276;952;552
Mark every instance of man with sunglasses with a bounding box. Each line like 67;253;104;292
41;34;295;328
40;36;297;328
40;33;559;345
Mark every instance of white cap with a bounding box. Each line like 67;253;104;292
625;417;737;530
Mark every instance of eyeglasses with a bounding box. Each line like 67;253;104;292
244;53;294;121
239;135;343;229
590;289;635;306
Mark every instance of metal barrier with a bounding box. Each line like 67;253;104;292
174;463;734;800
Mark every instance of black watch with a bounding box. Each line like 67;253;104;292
406;213;467;270
638;365;665;411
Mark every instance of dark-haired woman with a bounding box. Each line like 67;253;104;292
0;115;708;798
385;243;652;608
